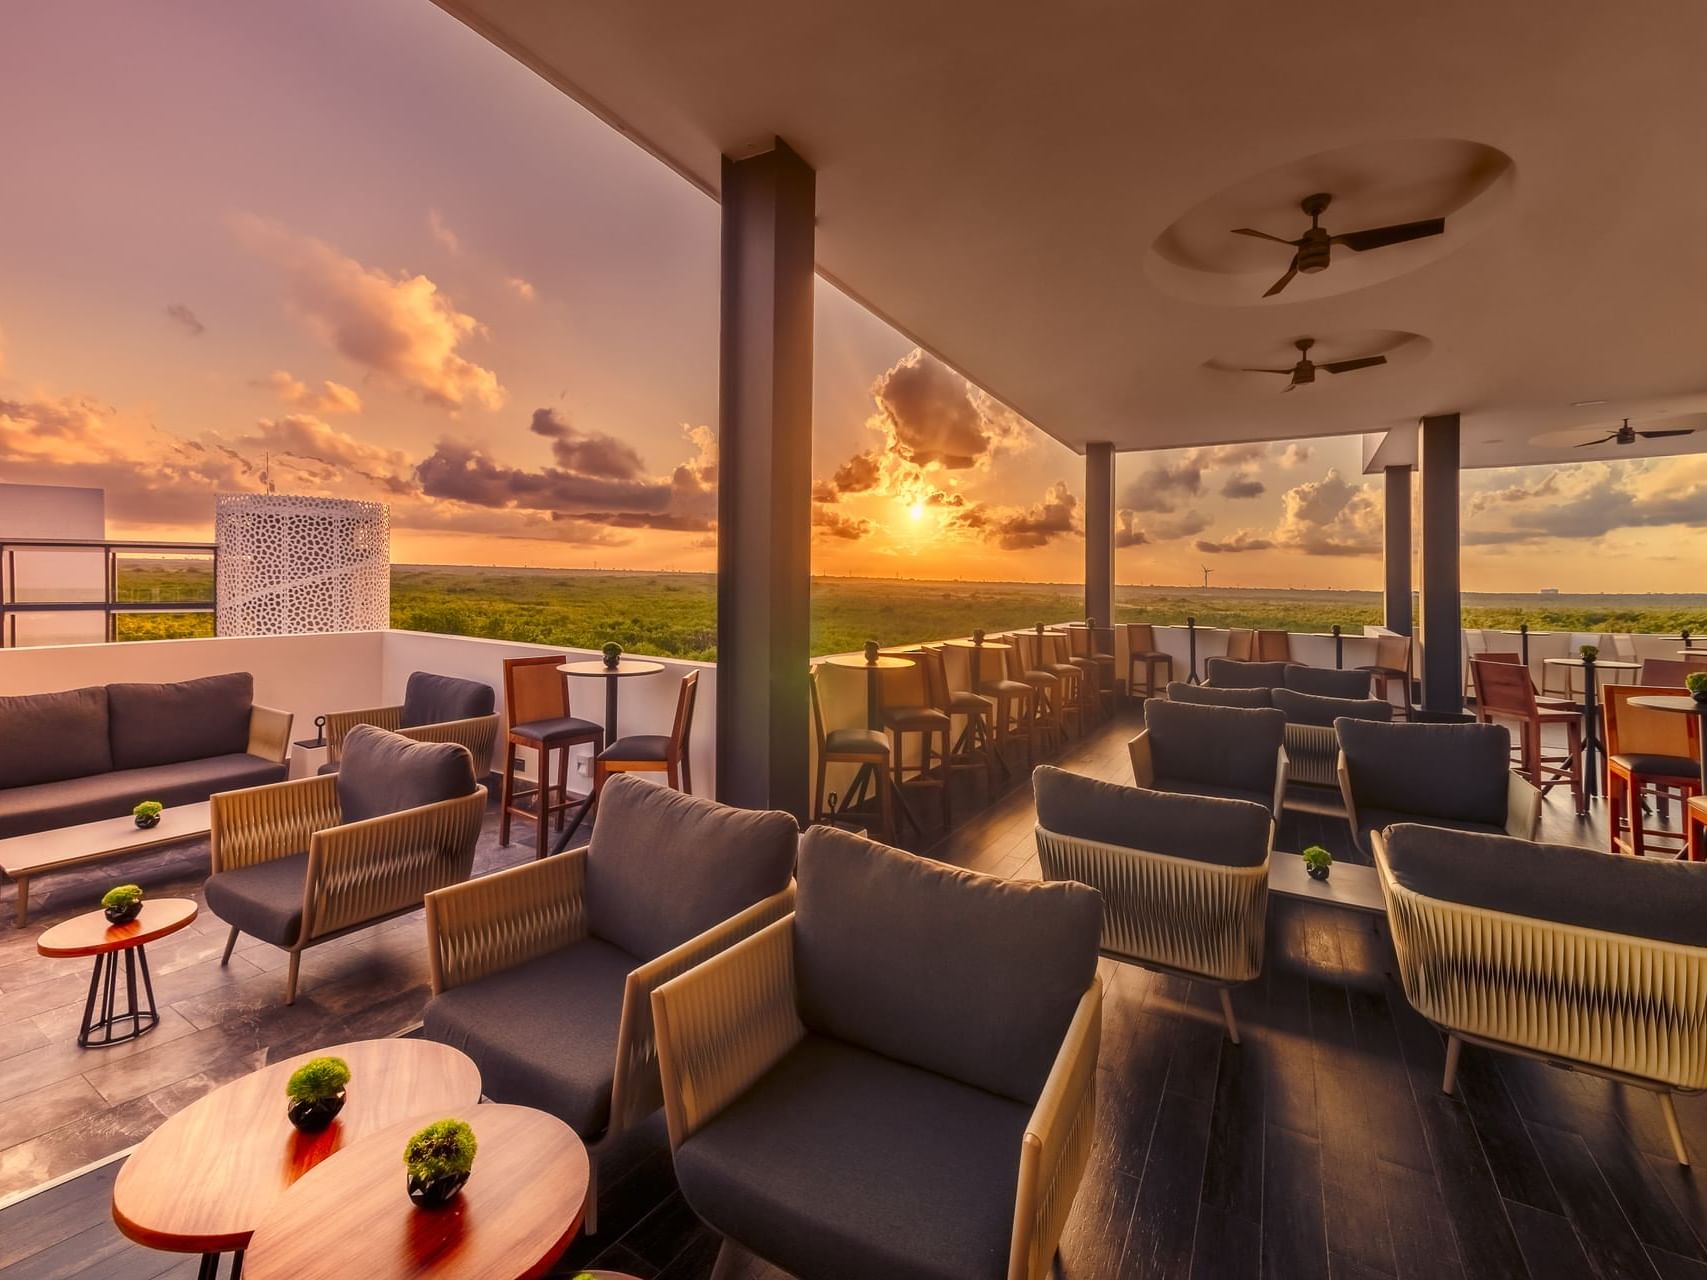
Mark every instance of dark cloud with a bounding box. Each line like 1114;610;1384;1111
812;505;871;540
872;350;1018;470
1112;507;1210;544
954;481;1080;550
1196;533;1275;554
528;408;647;480
1120;458;1203;513
1221;474;1265;499
164;303;205;337
557;510;713;533
416;440;672;513
833;451;882;494
1115;510;1148;548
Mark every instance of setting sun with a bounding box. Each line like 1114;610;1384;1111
908;500;925;521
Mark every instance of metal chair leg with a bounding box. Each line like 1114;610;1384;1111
1218;988;1240;1045
1441;1033;1462;1095
1661;1091;1691;1166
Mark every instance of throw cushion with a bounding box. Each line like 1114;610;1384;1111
1034;765;1269;867
400;672;495;729
1272;687;1393;727
107;672;254;770
793;825;1100;1104
334;724;475;825
1284;666;1374;699
1143;699;1285;794
586;773;797;962
1204;659;1291;689
1166;681;1272;709
0;685;112;788
1337;719;1510;825
1381;824;1707;949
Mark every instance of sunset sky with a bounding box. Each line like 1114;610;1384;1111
2;0;1700;593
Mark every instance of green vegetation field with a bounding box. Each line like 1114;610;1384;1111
101;562;1707;657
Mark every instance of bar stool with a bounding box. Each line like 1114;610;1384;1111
919;646;999;796
1605;684;1701;857
879;652;953;828
500;655;604;859
810;667;894;842
1689;795;1707;861
1004;636;1064;756
1071;623;1118;715
593;670;698;797
1124;623;1175;700
1358;633;1415;720
972;643;1034;773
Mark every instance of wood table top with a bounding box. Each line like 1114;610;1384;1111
37;898;197;957
819;653;915;670
1542;656;1639;669
243;1103;589;1280
0;800;211;877
112;1038;482;1254
943;638;1013;650
1630;695;1707;714
557;658;666;677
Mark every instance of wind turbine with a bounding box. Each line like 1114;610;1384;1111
1201;565;1213;590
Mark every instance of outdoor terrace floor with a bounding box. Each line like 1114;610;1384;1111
2;707;1701;1278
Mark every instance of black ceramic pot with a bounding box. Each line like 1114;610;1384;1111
287;1089;346;1132
104;901;142;925
1306;865;1330;882
134;814;160;830
1692;691;1707;705
407;1169;470;1209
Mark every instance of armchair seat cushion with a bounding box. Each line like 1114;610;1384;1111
674;1034;1028;1280
205;853;310;947
1611;752;1700;778
825;727;891;756
509;715;602;743
1034;765;1269;867
0;753;287;839
421;937;636;1136
1357;808;1504;853
598;734;670;762
400;672;494;729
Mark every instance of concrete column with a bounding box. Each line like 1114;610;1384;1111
1084;442;1115;628
1383;464;1413;635
1417;414;1462;714
715;139;815;817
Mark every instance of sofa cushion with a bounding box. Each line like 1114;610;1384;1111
794;825;1099;1104
421;937;635;1136
1165;681;1271;709
1284;666;1374;699
334;724;475;825
0;753;287;839
1356;808;1504;854
1381;824;1707;949
1143;699;1285;795
587;773;797;963
204;852;310;947
1204;659;1291;689
400;672;495;729
0;685;112;788
1272;687;1393;728
106;672;254;771
674;1034;1028;1280
1033;765;1269;867
1337;719;1511;825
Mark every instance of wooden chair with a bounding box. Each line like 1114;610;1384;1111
1058;626;1107;721
1642;657;1707;687
594;670;698;798
916;646;997;799
1005;634;1066;755
500;655;604;859
1690;795;1707;861
1472;657;1584;814
1066;623;1117;715
1605;684;1701;857
810;667;894;842
1479;650;1575;710
1124;623;1175;700
1358;633;1414;721
879;652;953;829
972;642;1034;773
1254;630;1291;662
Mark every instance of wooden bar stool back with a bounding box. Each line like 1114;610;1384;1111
1605;684;1701;857
879;651;953;828
810;668;894;841
1006;635;1065;754
594;670;698;799
1255;630;1291;662
1472;657;1584;813
1035;632;1086;736
918;646;997;798
972;642;1034;773
1359;633;1415;721
501;655;605;858
1125;623;1175;700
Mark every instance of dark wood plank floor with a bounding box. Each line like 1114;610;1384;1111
2;707;1698;1279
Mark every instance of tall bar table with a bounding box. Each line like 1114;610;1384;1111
552;657;664;853
1543;656;1640;800
1628;695;1707;793
820;652;917;833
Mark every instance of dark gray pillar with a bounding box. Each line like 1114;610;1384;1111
1383;464;1413;635
1084;442;1115;627
715;140;815;817
1417;414;1462;714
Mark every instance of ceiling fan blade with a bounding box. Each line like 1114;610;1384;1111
1230;227;1300;246
1237;366;1295;375
1574;433;1619;447
1332;217;1446;252
1262;257;1300;297
1637;429;1696;439
1321;355;1388;374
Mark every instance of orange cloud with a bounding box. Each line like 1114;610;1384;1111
261;370;363;415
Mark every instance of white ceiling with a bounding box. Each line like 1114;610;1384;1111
435;0;1707;465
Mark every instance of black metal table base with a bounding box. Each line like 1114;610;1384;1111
198;1249;244;1279
78;943;158;1048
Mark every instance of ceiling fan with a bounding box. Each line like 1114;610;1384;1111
1575;418;1696;448
1232;192;1446;298
1240;337;1386;392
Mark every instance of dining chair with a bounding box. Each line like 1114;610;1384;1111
810;667;894;842
1471;657;1584;813
1605;684;1701;857
1357;633;1415;720
1642;657;1707;687
500;655;604;859
593;669;698;797
1254;630;1292;662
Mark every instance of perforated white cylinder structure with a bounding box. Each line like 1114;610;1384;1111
215;494;389;636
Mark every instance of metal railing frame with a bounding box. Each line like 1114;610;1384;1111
0;538;217;647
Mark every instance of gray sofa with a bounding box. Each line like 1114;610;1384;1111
0;672;291;838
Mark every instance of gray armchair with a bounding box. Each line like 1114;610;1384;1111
1129;698;1288;815
1270;687;1392;791
651;825;1103;1280
421;773;797;1233
321;671;499;777
1337;718;1541;854
1035;766;1269;1043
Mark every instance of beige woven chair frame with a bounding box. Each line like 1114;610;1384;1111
322;703;501;776
651;914;1102;1280
1374;830;1707;1164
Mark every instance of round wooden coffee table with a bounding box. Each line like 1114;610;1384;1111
242;1103;590;1280
113;1039;481;1275
37;898;197;1047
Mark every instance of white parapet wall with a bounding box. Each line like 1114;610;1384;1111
215;493;390;636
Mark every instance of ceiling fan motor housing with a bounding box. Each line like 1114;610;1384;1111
1296;228;1332;273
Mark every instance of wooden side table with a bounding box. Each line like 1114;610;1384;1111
37;898;197;1047
243;1103;589;1280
